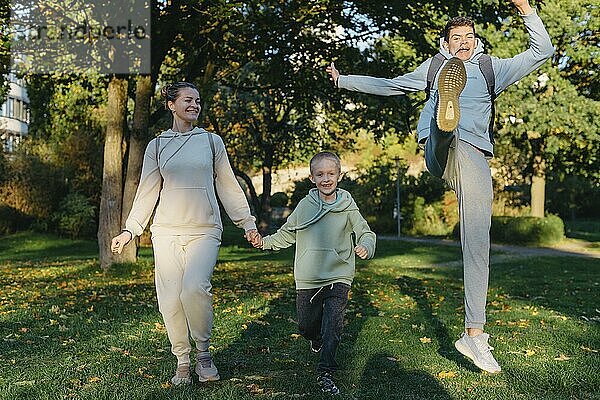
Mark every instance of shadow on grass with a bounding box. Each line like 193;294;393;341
396;275;477;372
356;353;452;400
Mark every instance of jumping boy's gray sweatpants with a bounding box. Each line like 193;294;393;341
425;125;493;330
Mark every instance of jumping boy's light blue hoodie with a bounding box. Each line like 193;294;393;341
337;10;554;156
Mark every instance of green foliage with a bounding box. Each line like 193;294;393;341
23;75;106;206
0;0;10;101
546;173;600;220
490;215;565;246
269;192;289;208
0;152;66;224
52;192;97;239
0;204;31;235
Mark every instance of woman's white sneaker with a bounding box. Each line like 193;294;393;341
454;332;501;373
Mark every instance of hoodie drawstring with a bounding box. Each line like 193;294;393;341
309;284;335;303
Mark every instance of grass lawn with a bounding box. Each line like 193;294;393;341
0;230;598;400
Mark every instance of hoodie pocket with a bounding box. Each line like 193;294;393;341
295;248;350;282
155;187;215;226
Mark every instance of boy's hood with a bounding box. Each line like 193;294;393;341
438;36;485;64
290;188;358;231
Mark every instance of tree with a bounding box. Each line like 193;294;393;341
483;0;600;217
98;76;128;269
202;0;361;230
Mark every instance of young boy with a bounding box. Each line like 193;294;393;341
252;151;376;395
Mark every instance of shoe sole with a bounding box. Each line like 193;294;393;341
437;58;466;132
171;376;192;385
197;373;220;383
454;339;501;374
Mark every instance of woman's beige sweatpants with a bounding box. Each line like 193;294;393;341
152;234;221;365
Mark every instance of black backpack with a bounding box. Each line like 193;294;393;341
407;52;497;144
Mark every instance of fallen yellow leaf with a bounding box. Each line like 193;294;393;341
554;354;571;361
525;349;535;357
580;346;598;353
419;337;432;344
437;371;457;379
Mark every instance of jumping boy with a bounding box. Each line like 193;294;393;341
326;0;554;373
252;151;376;395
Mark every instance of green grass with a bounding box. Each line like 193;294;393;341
0;231;599;400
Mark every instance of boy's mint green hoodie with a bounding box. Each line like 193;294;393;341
262;188;376;289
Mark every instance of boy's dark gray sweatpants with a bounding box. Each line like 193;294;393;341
425;124;493;330
296;283;350;373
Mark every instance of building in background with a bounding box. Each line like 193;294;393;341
0;72;29;153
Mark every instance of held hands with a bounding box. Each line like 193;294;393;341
245;229;264;249
326;62;340;86
354;244;368;260
111;231;132;254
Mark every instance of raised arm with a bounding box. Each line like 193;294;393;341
493;0;554;93
326;59;430;97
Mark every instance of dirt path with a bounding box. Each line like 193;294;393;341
379;235;600;268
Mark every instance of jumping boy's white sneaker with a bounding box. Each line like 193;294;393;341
171;363;192;385
195;351;220;382
454;332;501;373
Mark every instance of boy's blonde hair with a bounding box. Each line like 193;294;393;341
309;151;341;174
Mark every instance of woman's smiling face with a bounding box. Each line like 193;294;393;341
168;87;201;123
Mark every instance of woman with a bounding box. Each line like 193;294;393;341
111;82;259;385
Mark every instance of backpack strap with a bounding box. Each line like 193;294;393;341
425;53;446;102
206;131;217;180
405;53;445;136
478;54;496;144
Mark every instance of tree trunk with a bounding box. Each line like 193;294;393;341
120;75;154;262
258;149;273;233
530;154;546;218
233;167;261;217
98;76;129;270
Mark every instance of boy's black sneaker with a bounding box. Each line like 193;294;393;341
317;372;340;395
310;339;322;353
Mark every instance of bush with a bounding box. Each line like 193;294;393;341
53;192;97;239
490;215;564;246
270;192;289;208
0;204;32;235
0;152;66;224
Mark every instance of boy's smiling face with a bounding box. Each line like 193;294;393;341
309;158;341;202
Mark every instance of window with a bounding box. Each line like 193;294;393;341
15;99;22;121
7;97;14;118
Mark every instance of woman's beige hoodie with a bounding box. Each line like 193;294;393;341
124;127;256;238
